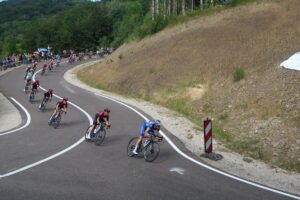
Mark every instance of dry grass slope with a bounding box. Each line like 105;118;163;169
79;0;300;171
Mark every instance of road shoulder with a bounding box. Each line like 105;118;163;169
64;61;300;196
0;93;22;133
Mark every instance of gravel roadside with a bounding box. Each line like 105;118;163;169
64;60;300;196
0;66;23;133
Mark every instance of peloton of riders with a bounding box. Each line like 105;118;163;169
20;55;166;158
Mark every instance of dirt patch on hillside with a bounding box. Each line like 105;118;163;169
79;0;300;172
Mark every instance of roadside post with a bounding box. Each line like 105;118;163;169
201;118;223;161
204;118;213;153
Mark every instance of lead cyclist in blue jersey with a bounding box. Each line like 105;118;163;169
133;120;163;155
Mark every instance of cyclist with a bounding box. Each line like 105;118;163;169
49;97;68;124
42;63;47;72
39;89;53;109
43;89;53;102
86;108;111;140
24;68;34;85
132;120;163;155
48;59;54;70
32;62;38;72
31;79;40;92
24;66;32;80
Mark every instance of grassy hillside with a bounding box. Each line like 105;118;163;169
79;0;300;172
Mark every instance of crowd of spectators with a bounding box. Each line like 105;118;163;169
0;53;36;71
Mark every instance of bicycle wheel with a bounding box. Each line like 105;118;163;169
53;115;61;129
25;86;28;93
94;128;106;146
144;141;160;162
41;101;47;112
127;137;139;157
29;93;34;103
48;116;54;125
39;102;43;110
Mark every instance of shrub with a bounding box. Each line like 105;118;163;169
233;67;245;82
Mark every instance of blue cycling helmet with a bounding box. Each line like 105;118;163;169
154;120;161;130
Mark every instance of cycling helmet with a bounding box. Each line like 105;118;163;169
154;120;161;130
63;97;68;101
104;108;110;113
48;89;53;93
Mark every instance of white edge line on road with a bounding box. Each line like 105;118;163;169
0;69;92;179
0;97;31;136
94;93;300;200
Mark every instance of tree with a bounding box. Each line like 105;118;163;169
182;0;186;16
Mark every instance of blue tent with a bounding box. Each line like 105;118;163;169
38;48;48;53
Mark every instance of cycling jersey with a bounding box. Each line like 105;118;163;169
26;72;33;81
57;100;68;109
93;112;109;125
32;82;39;90
139;121;157;136
44;91;53;98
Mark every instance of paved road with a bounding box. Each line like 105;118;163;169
0;59;297;200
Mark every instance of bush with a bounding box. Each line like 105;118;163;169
233;67;245;82
134;15;168;39
118;54;123;60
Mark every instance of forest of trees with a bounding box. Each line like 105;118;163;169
0;0;242;56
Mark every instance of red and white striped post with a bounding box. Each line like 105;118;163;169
204;118;212;153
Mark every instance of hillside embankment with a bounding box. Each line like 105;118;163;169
78;0;300;172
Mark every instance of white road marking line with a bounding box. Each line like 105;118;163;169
0;69;92;179
0;97;31;136
170;168;185;175
93;93;300;199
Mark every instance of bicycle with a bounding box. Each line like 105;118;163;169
127;136;163;162
24;81;31;94
28;90;35;103
48;112;64;129
84;122;108;146
39;97;49;112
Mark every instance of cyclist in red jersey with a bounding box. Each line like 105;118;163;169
31;79;40;94
43;89;53;102
43;63;47;69
39;89;53;110
86;108;111;139
49;97;68;123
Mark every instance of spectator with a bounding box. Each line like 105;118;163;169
0;58;3;71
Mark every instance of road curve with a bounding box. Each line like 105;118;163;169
0;58;298;200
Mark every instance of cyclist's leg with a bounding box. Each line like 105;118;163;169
133;123;146;154
33;88;36;96
40;97;45;108
88;114;98;138
51;108;59;119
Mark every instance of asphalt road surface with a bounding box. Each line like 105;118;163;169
0;58;298;200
